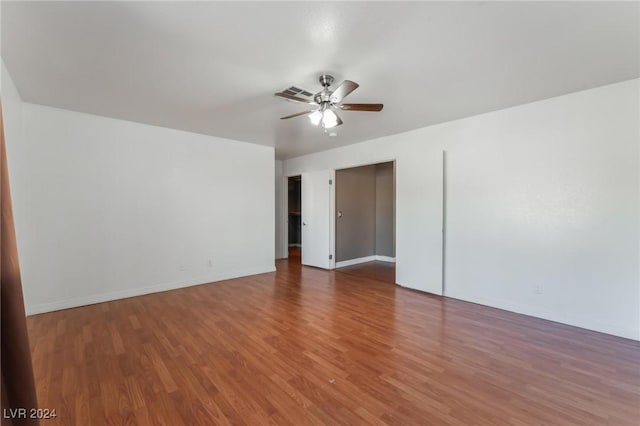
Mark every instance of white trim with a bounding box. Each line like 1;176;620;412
335;255;396;268
329;169;336;270
336;255;377;268
280;174;289;259
333;158;398;171
26;265;277;315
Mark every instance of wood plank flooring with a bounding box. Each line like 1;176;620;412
336;261;395;284
27;259;640;425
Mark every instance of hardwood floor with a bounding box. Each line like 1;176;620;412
27;259;640;425
288;245;301;261
336;261;395;284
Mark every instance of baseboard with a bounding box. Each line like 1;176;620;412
26;265;277;316
335;256;376;268
335;255;396;268
446;289;639;341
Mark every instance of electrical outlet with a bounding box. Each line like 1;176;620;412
179;264;185;271
207;259;213;267
534;285;543;295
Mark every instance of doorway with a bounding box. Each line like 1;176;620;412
287;176;302;262
284;170;334;269
334;161;395;283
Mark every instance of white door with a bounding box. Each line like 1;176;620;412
301;170;334;269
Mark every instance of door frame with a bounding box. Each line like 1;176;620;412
284;157;397;273
283;171;336;268
283;174;300;260
333;158;397;280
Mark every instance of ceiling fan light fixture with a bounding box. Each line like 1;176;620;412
321;109;339;128
275;74;382;128
309;110;322;126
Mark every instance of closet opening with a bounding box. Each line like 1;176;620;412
287;175;302;262
334;161;395;283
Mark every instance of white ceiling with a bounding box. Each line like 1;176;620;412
2;1;638;159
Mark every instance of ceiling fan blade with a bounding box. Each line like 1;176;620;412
335;112;343;126
339;103;384;112
330;80;359;103
275;92;316;105
280;110;315;120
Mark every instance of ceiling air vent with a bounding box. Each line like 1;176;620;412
282;85;314;99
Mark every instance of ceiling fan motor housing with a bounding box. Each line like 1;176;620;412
314;92;332;105
314;75;335;105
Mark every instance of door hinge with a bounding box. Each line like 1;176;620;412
329;254;333;260
329;179;333;185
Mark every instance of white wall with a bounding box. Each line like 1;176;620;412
2;60;23;159
7;99;275;314
284;132;445;297
283;79;640;340
274;159;286;259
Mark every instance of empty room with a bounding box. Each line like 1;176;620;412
1;1;638;425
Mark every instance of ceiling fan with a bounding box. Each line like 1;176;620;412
275;74;383;129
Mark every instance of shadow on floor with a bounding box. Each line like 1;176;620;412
335;261;395;284
288;246;301;263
